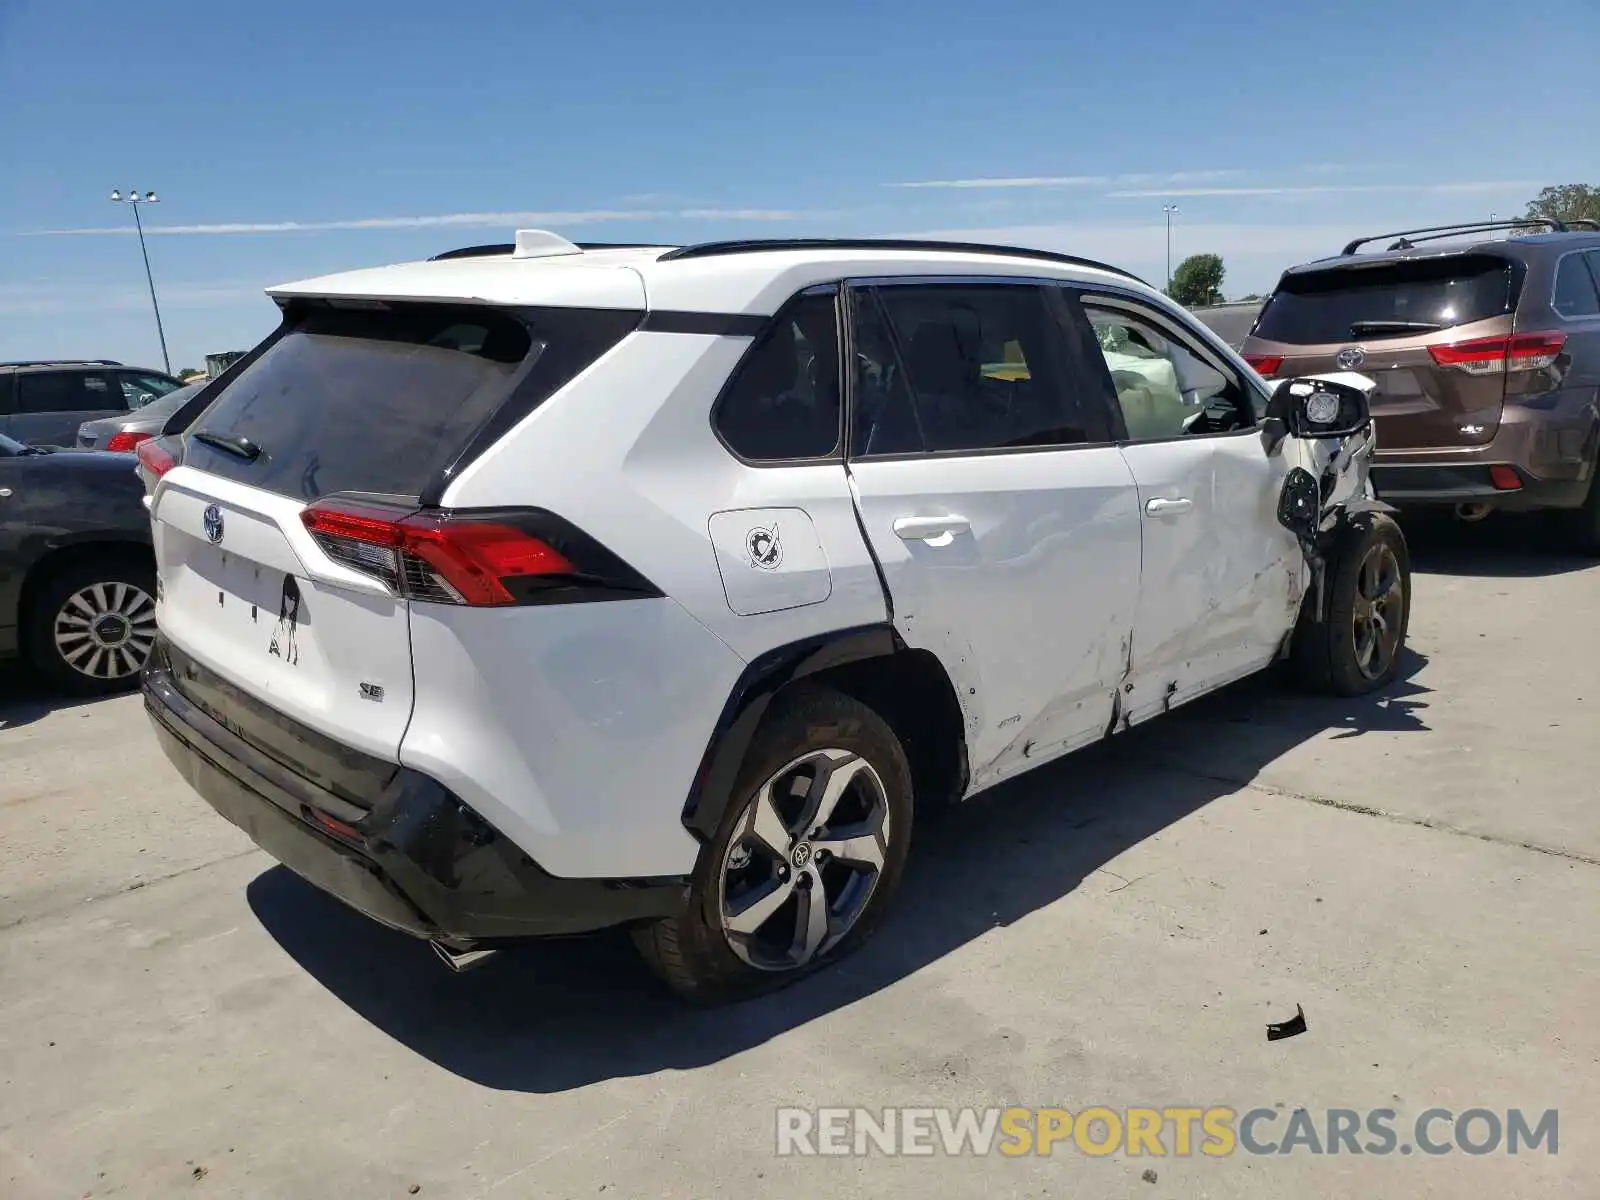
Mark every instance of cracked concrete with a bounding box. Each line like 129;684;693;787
1;519;1597;1198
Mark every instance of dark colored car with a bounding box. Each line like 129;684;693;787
0;360;186;449
1240;218;1600;550
77;382;205;452
0;433;156;694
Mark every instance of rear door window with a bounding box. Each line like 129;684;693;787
850;283;1101;456
16;370;117;413
1552;253;1600;317
1253;254;1519;344
182;302;630;502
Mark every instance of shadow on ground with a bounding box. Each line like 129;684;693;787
248;649;1433;1095
1401;511;1597;578
0;663;120;730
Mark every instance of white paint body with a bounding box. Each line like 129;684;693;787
149;239;1371;881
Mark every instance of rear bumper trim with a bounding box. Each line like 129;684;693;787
144;640;688;943
1371;464;1590;510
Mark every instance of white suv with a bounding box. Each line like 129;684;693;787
139;233;1409;1003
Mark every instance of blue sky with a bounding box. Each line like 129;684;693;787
3;0;1596;371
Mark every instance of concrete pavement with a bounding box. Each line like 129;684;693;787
2;517;1597;1199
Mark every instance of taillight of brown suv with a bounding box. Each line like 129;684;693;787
1241;218;1600;552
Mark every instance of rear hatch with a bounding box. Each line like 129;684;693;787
148;300;552;762
1243;252;1523;451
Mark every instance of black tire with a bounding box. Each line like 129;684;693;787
632;684;914;1004
25;555;158;696
1558;463;1600;556
1290;513;1411;697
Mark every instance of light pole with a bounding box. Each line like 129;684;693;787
110;189;171;374
1163;204;1179;294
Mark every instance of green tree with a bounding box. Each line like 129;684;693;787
1169;253;1225;307
1525;184;1600;226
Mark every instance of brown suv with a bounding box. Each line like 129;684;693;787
1240;218;1600;550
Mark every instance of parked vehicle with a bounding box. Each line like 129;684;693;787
0;433;157;694
140;233;1408;1002
77;382;205;452
0;360;185;449
1240;218;1600;550
1193;300;1266;349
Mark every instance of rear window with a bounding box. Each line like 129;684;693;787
1253;254;1520;345
182;302;629;502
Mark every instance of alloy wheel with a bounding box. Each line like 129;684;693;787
52;582;158;682
718;748;892;971
1351;542;1403;681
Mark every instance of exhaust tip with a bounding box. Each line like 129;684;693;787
1454;502;1493;523
430;940;499;973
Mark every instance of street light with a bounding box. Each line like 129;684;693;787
109;189;171;374
1164;204;1177;294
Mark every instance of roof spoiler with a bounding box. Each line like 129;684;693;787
1341;218;1579;256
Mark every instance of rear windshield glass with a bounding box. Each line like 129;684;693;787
182;303;538;502
1253;254;1520;344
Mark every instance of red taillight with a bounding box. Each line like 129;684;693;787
306;808;361;841
1489;465;1523;491
1429;332;1566;375
106;430;154;453
300;501;578;607
135;438;176;478
1243;353;1284;378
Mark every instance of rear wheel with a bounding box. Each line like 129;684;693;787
633;685;913;1004
26;557;158;696
1291;513;1411;696
1558;460;1600;555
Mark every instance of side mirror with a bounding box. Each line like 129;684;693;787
1268;376;1372;439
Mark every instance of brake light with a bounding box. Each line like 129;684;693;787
106;431;154;453
300;501;580;606
135;438;176;478
1243;354;1284;378
1429;332;1566;375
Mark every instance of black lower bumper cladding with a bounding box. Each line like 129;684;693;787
142;640;686;946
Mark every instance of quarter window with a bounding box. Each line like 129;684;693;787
714;290;841;462
1083;304;1260;441
851;283;1097;457
1552;254;1600;318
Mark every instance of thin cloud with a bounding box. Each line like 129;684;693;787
1109;180;1538;198
21;207;816;237
890;169;1241;190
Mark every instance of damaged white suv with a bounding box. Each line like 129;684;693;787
138;233;1409;1003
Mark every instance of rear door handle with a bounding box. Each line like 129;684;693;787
1144;497;1193;517
892;514;971;544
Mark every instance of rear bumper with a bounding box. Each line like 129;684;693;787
143;641;687;945
1369;463;1590;510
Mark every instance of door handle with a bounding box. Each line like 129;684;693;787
0;488;11;499
1144;497;1193;517
893;514;971;543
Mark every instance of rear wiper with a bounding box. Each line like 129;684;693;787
1348;319;1445;335
192;429;262;462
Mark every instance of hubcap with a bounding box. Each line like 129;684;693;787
718;748;892;972
1351;543;1404;681
53;582;157;681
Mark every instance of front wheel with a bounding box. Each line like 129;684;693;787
1291;513;1411;696
26;557;158;696
633;685;913;1004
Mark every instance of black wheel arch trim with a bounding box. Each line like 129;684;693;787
680;624;901;842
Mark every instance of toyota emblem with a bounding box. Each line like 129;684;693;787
203;504;224;545
1335;346;1366;370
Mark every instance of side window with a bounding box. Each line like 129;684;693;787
1083;304;1258;442
117;371;182;410
714;290;840;462
851;282;1097;457
15;370;115;414
1552;254;1600;318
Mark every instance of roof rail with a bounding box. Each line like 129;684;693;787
0;358;122;368
1341;218;1569;256
657;238;1147;284
1565;219;1600;231
427;240;670;262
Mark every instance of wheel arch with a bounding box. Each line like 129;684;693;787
18;538;155;633
681;624;970;843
